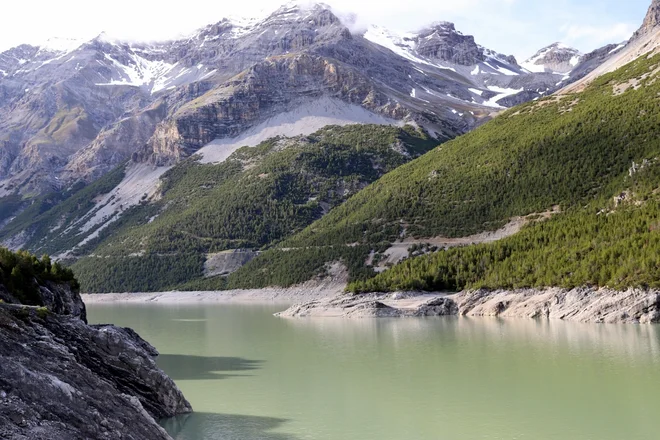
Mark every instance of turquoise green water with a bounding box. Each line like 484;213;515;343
87;303;660;440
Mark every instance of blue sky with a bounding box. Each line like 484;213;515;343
0;0;652;60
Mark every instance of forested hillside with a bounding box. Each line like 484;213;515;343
69;125;437;292
226;51;660;291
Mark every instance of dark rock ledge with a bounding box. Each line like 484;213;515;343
0;283;191;440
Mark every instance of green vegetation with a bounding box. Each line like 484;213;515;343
72;253;205;293
9;51;660;294
36;306;50;319
0;248;78;305
226;245;375;289
350;201;660;292
0;194;26;224
0;163;127;255
71;124;436;292
223;52;660;291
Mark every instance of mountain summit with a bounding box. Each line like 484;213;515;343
634;0;660;37
521;42;582;74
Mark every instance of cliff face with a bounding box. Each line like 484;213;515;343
0;278;191;439
137;53;401;165
633;0;660;39
414;22;485;66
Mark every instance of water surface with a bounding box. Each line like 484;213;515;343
87;303;660;440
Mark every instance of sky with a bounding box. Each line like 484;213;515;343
0;0;652;60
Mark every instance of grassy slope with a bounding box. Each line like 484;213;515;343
70;125;437;292
228;52;660;290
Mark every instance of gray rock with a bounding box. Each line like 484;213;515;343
0;277;191;439
523;43;582;74
413;297;459;317
632;0;660;39
414;22;485;66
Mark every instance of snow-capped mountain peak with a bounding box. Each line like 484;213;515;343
521;42;582;74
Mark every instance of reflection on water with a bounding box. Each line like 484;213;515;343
285;315;660;363
88;303;660;440
162;412;300;440
157;355;263;380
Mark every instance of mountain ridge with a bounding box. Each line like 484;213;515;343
0;2;611;196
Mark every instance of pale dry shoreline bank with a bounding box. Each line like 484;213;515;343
81;285;344;305
83;285;660;324
277;288;660;324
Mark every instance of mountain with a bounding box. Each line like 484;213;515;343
521;43;582;74
47;125;434;292
213;0;660;292
0;2;643;292
0;2;611;198
563;0;660;93
0;123;435;292
634;0;660;38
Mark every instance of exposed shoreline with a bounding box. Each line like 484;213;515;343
277;288;660;324
83;285;660;324
81;284;344;305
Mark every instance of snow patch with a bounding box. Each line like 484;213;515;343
197;96;400;164
483;86;523;108
95;52;177;94
38;37;86;54
364;25;456;72
609;44;625;55
484;61;519;76
520;61;547;73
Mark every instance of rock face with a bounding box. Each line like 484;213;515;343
414;22;485;66
278;288;660;324
633;0;660;38
0;281;191;439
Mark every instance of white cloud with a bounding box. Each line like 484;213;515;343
560;22;637;47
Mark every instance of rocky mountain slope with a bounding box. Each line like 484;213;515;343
562;0;660;93
12;125;436;292
0;248;191;439
0;2;615;198
521;43;582;74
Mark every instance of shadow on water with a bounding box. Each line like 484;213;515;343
157;354;264;380
161;412;301;440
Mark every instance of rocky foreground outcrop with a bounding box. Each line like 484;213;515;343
278;288;660;324
0;283;191;439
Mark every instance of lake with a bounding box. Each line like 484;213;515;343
87;302;660;440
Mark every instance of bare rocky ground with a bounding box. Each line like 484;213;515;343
277;288;660;324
